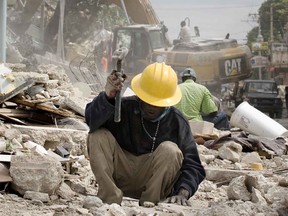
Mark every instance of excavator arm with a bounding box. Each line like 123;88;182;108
105;0;159;24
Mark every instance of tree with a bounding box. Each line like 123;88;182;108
247;0;288;44
247;27;259;48
8;0;129;55
44;1;129;50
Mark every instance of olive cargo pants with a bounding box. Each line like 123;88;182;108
87;129;183;205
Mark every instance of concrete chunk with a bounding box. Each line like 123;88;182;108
227;176;251;201
24;191;50;203
205;167;272;182
218;142;242;163
11;125;88;156
64;96;91;116
10;153;64;195
56;182;75;201
251;187;267;205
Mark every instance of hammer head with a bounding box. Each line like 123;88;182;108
112;47;128;61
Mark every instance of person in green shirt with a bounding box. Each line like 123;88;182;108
174;67;230;130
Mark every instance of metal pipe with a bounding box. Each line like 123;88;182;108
270;3;274;42
40;1;45;43
0;0;7;63
120;0;130;24
56;0;65;61
184;17;190;27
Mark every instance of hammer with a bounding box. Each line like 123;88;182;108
112;47;128;122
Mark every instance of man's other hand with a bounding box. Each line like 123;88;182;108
162;188;191;206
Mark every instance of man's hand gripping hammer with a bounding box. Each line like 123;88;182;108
112;47;128;122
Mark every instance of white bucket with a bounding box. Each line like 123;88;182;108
230;101;288;138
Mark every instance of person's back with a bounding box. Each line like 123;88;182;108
179;21;192;43
175;79;217;120
175;68;230;130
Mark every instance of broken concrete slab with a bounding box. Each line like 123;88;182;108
56;117;89;131
10;153;64;195
11;125;88;156
251;187;267;205
0;78;34;104
218;141;242;163
56;182;76;201
23;140;48;156
227;176;251;201
3;63;26;72
0;155;12;163
241;151;262;164
205;167;273;182
12;72;49;84
24;191;50;203
64;96;91;117
37;64;70;83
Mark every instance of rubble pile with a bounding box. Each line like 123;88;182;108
0;64;288;215
0;63;93;125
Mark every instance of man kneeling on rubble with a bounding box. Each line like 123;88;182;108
85;62;205;206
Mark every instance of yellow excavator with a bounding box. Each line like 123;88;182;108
109;0;253;92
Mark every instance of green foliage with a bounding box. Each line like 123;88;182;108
247;0;288;44
63;2;129;44
247;27;259;47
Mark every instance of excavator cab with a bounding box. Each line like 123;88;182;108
111;25;168;80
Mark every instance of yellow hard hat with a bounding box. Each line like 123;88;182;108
131;62;182;107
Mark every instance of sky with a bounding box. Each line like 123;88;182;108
150;0;266;44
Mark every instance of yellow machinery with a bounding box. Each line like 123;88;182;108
111;24;252;92
109;0;252;92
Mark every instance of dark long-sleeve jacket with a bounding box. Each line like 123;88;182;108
85;91;206;198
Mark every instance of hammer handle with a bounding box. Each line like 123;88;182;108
114;59;122;122
114;91;121;122
112;47;128;123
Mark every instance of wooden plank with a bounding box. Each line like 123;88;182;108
10;97;76;117
0;108;55;125
1;101;18;108
0;108;31;115
0;113;27;125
